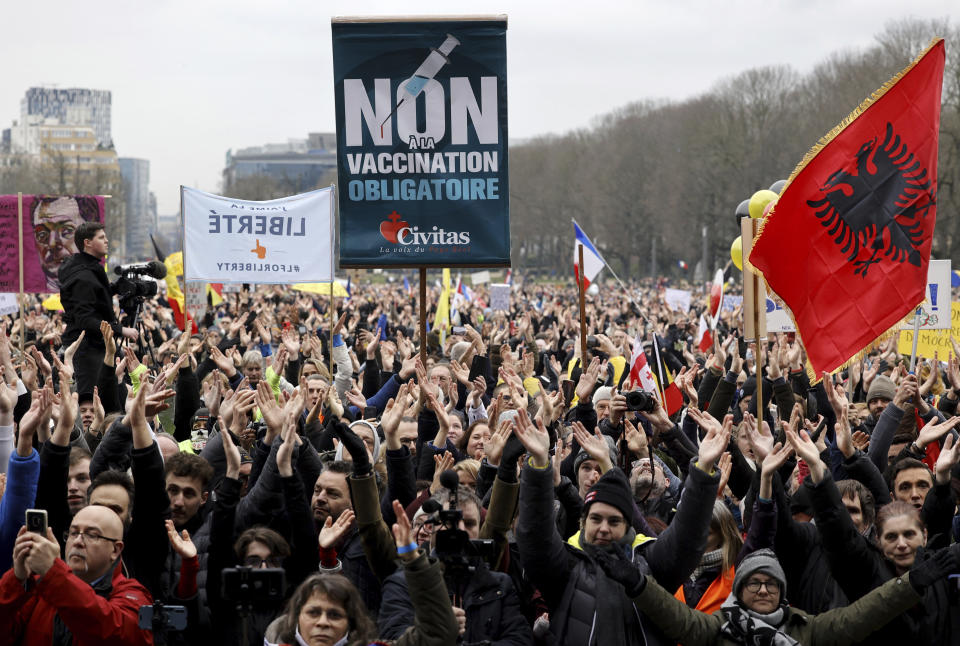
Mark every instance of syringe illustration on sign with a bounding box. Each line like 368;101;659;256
379;34;461;138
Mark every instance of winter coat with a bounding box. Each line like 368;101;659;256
378;562;532;645
516;459;719;646
632;571;922;646
59;251;121;347
264;551;458;646
0;448;40;573
806;470;956;644
0;557;153;646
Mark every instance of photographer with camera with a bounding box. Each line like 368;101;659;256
336;412;530;645
59;222;138;397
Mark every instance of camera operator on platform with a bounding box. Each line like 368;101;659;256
59;222;138;397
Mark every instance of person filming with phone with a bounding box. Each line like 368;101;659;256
0;505;153;645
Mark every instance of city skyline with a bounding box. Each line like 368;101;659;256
1;0;957;216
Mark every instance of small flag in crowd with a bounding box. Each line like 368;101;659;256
572;219;605;288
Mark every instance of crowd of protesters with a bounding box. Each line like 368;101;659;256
2;227;960;645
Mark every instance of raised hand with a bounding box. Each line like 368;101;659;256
760;441;795;499
743;412;773;462
917;416;960;452
256;380;283;443
319;509;356;550
572;422;612;472
429;452;455;494
696;412;732;474
484;418;513;467
221;417;242;479
785;427;825;483
391;501;419;561
165;520;197;559
574;357;602;403
513;408;550;468
276;413;298;478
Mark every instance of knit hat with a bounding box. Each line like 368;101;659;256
592;386;613;407
583;468;634;522
733;549;787;598
335;420;380;462
573;435;618;473
867;375;896;404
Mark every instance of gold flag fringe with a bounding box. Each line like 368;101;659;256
748;37;943;384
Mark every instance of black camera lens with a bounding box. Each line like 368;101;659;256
625;390;657;413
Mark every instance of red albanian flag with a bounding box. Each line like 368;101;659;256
750;39;944;382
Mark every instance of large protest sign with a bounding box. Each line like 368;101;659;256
332;16;509;267
489;283;510;311
900;259;951;331
0;195;105;293
898;302;960;360
182;186;333;284
664;288;691;312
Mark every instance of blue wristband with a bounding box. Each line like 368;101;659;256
396;542;419;555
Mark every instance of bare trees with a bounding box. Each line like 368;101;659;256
509;18;959;280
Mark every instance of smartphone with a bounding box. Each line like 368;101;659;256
25;509;47;535
138;604;188;631
561;379;576;408
363;406;377;420
452;326;466;334
244;311;257;331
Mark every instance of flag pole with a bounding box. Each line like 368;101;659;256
752;222;764;419
572;218;647;323
651;331;667;408
17;193;24;355
419;267;427;367
329;280;334;377
909;307;922;372
577;245;588;367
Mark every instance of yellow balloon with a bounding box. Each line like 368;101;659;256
749;189;778;219
731;236;743;271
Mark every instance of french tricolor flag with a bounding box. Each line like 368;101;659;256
573;220;605;288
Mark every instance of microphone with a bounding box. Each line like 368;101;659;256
439;469;460;492
113;260;167;279
421;499;442;515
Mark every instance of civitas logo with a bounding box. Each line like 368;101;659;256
379;211;470;245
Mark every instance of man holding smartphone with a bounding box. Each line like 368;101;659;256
0;505;153;644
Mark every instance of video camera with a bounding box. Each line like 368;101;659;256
112;261;166;323
221;566;285;607
425;470;495;590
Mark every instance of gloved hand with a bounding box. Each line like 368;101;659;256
333;421;372;476
908;543;960;592
592;545;646;597
497;434;526;484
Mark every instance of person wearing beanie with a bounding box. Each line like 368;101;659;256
592;386;613;421
515;406;727;645
866;374;896;420
573;432;618;499
605;539;958;646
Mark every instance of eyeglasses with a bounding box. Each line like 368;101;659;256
66;529;120;544
243;556;282;568
743;579;780;593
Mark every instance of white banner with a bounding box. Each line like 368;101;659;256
0;293;17;316
489;283;510;312
765;295;796;332
471;270;491;286
664;288;691;312
900;259;952;331
183;186;334;284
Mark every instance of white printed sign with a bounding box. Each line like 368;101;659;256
183;186;334;284
0;294;17;316
765;295;796;333
900;259;951;331
489;283;510;312
664;288;691;313
184;282;207;321
471;270;491;286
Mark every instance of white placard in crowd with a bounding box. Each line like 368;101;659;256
489;283;510;311
185;282;207;321
182;186;334;284
664;288;691;312
471;270;491;286
765;296;796;332
0;293;17;316
722;295;743;312
900;259;952;330
221;283;244;293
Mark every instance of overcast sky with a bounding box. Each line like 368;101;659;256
2;0;956;214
